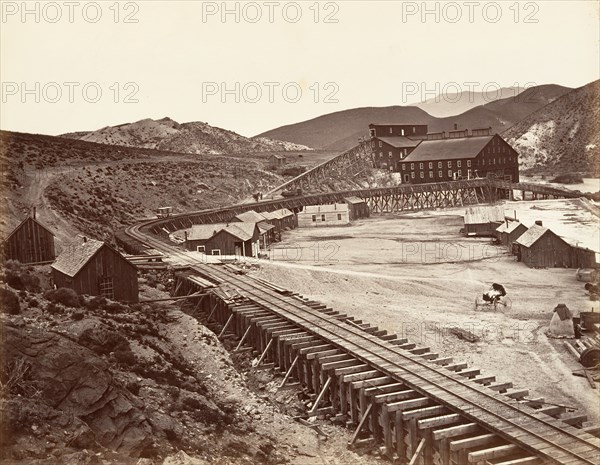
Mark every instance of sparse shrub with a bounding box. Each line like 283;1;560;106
165;428;180;442
114;349;136;366
71;310;85;321
0;358;38;398
28;298;39;308
0;288;20;315
126;380;141;395
166;385;180;399
182;396;202;411
44;288;79;307
78;328;130;355
190;403;227;427
3;261;41;292
45;301;62;314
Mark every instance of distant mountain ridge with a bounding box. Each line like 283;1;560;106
413;86;524;117
61;117;311;154
257;84;572;151
503;80;600;174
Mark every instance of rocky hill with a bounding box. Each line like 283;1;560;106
503;80;600;174
61;118;311;155
257;84;572;151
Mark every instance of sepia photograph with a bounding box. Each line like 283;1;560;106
0;1;599;464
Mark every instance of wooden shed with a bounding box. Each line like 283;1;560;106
571;246;598;269
463;206;505;236
207;223;260;257
345;197;370;220
495;221;528;252
2;216;55;264
269;154;286;169
257;222;276;249
514;224;574;268
233;210;269;224
51;239;139;302
184;223;228;252
185;223;261;257
298;204;350;228
263;208;297;232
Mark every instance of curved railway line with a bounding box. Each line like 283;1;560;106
124;181;598;465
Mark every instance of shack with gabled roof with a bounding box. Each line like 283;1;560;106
51;238;139;302
514;223;573;268
463;206;505;236
2;215;55;264
495;220;528;252
344;196;370;220
184;223;261;257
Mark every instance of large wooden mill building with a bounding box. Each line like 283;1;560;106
370;123;519;183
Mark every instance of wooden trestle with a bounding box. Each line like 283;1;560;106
172;270;600;465
134;178;579;243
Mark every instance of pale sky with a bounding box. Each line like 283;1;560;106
1;0;598;137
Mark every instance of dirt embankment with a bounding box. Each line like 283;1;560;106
0;263;381;465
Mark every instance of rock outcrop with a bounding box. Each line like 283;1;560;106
3;322;153;456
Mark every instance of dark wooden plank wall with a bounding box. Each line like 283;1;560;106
4;218;55;263
523;232;574;268
53;245;138;302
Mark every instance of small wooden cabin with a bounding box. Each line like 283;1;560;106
298;204;350;228
185;223;261;257
514;224;574;268
51;239;139;302
263;208;297;232
269;154;286;169
184;223;229;252
2;216;55;264
495;221;528;252
463;206;505;236
345;197;370;220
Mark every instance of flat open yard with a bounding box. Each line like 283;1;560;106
252;203;600;423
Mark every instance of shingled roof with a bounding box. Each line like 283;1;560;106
215;223;257;241
188;223;229;241
266;208;294;220
515;224;551;248
257;222;275;235
235;210;268;223
403;135;493;162
464;206;505;225
51;239;105;277
496;221;527;234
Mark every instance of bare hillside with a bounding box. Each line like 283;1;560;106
503;80;600;174
0;131;287;242
61;117;311;154
257;84;572;151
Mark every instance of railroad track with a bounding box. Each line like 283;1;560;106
125;223;600;465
